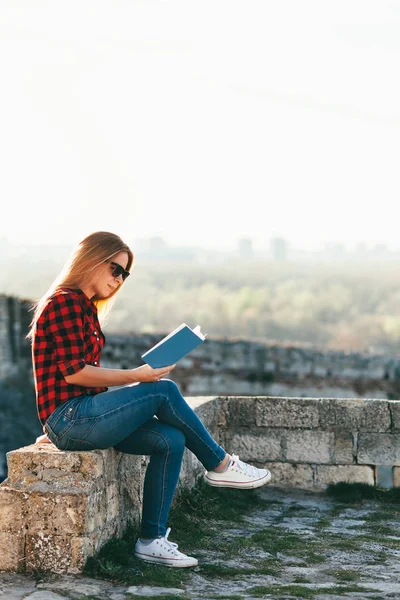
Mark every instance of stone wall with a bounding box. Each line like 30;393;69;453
2;294;400;401
1;395;399;574
0;294;31;379
220;395;400;491
101;333;400;399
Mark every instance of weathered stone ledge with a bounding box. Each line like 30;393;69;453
1;395;399;574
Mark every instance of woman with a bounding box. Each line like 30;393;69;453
28;231;271;568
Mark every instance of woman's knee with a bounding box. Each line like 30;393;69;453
159;378;182;399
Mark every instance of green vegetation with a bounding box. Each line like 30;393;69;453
91;260;400;355
325;569;360;582
126;596;191;600
84;479;268;586
6;259;400;354
83;479;399;593
315;516;332;529
326;481;400;503
243;583;374;598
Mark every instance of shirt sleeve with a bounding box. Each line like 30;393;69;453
42;293;87;378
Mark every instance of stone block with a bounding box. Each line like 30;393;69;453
25;491;92;535
25;532;75;574
70;535;97;575
226;397;258;426
0;486;27;532
25;520;122;574
314;465;374;489
261;462;314;489
285;430;334;463
333;431;354;464
358;433;400;465
105;483;120;524
101;448;119;482
6;445;106;491
86;488;112;532
255;397;320;428
376;466;394;488
318;398;391;432
393;467;400;487
389;401;400;432
179;449;205;490
189;396;226;438
227;430;282;462
0;531;25;571
117;453;145;514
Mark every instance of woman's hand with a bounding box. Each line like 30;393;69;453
132;364;176;383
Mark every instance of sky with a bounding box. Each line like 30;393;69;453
0;0;399;252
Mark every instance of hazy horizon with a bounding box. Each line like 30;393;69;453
1;1;399;253
0;233;399;255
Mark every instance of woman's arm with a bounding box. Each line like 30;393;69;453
64;363;175;387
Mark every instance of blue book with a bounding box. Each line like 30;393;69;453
141;323;207;368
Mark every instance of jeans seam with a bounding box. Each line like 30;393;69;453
95;392;169;421
71;417;100;443
139;427;170;538
167;399;223;465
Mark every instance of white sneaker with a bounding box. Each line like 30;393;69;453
134;527;198;568
204;454;271;489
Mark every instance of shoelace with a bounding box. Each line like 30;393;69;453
157;527;181;556
230;453;261;477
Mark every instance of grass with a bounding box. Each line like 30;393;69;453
126;596;190;600
325;568;360;582
244;583;376;598
83;478;269;587
326;481;400;503
315;516;332;529
81;480;399;592
249;529;327;565
245;584;316;598
199;561;280;579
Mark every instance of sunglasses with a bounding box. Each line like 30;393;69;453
105;260;130;281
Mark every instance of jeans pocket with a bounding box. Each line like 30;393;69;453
45;395;86;444
54;417;101;451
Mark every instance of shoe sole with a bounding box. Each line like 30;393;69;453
204;471;271;489
134;552;198;568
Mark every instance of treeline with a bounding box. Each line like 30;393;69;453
2;256;400;355
103;259;400;355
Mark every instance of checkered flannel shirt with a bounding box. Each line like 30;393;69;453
33;288;108;426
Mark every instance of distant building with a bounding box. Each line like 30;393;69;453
354;242;368;259
136;237;197;262
148;236;167;254
238;238;254;260
370;243;389;260
270;237;288;261
323;242;347;260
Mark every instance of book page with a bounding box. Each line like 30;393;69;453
193;325;207;340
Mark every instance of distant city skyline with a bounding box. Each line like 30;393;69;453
1;233;398;264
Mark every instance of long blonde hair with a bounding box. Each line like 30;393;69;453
26;231;134;341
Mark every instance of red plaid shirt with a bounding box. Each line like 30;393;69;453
33;288;108;426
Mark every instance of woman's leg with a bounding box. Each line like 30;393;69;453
114;417;185;539
45;379;225;471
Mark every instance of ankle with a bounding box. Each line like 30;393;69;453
213;454;231;472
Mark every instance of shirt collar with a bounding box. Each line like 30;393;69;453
74;287;99;315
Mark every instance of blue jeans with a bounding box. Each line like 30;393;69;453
44;379;226;538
